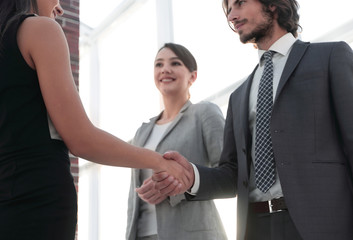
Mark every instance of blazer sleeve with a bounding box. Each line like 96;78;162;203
200;102;225;167
191;97;239;200
169;102;225;206
329;41;353;180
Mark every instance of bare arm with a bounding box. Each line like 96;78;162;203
16;17;188;187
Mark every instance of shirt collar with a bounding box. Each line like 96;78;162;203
258;33;297;64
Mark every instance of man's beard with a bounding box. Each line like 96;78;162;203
239;10;274;44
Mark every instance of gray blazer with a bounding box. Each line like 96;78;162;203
193;40;353;240
126;100;227;240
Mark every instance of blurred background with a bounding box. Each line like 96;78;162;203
76;0;353;239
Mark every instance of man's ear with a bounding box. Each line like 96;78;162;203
269;4;276;12
269;4;278;19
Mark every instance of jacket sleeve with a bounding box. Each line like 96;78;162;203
329;41;353;181
191;97;239;200
201;102;226;168
169;102;225;205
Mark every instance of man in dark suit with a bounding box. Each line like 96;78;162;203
153;0;353;239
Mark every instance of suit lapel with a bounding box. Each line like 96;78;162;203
133;116;159;147
157;101;191;145
238;68;257;148
275;40;310;102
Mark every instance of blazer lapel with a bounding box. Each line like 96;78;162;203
275;40;310;102
133;101;191;148
133;116;159;147
158;100;191;145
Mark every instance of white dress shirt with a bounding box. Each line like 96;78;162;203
248;33;297;202
191;33;297;203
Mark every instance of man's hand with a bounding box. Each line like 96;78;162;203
152;151;195;196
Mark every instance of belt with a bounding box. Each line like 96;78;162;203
250;197;287;214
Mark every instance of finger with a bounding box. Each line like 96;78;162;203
152;171;169;182
137;188;157;199
138;191;157;202
136;180;154;195
137;184;160;200
163;151;179;160
142;176;152;185
159;180;179;195
154;175;175;190
138;188;165;204
168;183;183;196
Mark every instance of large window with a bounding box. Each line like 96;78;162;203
79;0;353;239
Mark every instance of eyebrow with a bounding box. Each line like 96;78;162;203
227;1;233;15
227;0;240;15
155;57;180;62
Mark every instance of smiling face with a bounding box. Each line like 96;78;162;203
36;0;64;19
154;47;197;99
226;0;275;44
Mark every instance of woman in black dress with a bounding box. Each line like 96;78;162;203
0;1;193;239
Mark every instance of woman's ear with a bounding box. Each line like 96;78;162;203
189;71;197;85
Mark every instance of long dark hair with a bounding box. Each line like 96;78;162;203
157;43;197;73
222;0;301;37
0;0;37;38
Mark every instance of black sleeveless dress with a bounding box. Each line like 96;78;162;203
0;14;77;239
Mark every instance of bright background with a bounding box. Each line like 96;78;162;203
77;0;353;239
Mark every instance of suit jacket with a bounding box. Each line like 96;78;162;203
126;100;227;240
192;40;353;240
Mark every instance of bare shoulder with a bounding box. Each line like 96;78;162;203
17;16;68;68
19;16;64;35
18;16;67;46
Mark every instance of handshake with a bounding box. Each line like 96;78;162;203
136;151;195;205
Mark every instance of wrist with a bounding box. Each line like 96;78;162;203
152;154;165;173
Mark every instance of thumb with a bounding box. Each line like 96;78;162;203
162;151;178;160
163;151;191;170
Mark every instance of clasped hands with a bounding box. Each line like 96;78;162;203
136;151;195;204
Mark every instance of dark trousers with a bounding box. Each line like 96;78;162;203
245;210;302;240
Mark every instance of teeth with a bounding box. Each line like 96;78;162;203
161;79;173;82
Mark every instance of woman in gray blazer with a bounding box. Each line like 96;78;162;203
126;43;227;240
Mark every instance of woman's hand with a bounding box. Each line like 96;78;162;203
153;151;195;196
136;177;168;205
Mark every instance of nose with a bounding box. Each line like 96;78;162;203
161;65;171;74
227;8;239;32
227;8;238;23
55;4;64;17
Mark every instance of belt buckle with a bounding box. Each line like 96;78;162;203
268;198;283;213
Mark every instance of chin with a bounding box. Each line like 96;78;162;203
238;31;257;44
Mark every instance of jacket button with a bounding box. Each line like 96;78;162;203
242;148;246;154
243;181;248;188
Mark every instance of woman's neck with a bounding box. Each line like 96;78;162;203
156;96;188;124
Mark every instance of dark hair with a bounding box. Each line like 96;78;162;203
222;0;301;37
157;43;197;72
0;0;38;37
